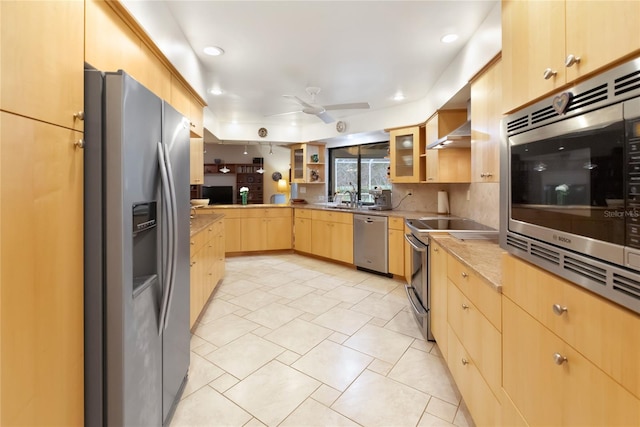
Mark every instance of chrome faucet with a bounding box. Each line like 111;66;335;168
346;182;357;208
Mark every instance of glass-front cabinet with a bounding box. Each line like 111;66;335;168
389;126;425;183
290;142;326;184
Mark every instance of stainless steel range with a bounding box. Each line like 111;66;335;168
404;216;497;341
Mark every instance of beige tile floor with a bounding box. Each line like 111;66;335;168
171;253;475;427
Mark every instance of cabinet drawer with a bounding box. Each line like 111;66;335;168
447;281;501;398
447;254;501;331
447;325;501;427
203;208;245;219
311;209;352;224
503;298;639;426
295;208;312;219
503;254;640;399
244;207;292;218
388;216;404;230
190;230;207;254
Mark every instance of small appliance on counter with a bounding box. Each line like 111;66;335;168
369;188;392;210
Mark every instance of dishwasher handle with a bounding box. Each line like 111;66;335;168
404;233;427;252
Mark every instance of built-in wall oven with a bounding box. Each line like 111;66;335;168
501;56;640;315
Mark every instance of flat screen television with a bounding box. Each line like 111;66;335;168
201;185;233;205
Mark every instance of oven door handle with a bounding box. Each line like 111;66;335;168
404;233;427;252
405;285;429;317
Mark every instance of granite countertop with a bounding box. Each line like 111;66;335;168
428;233;504;292
190;213;224;237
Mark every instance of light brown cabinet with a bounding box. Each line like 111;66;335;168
189;218;225;328
429;240;448;359
1;0;84;132
389;126;425;183
294;209;312;254
311;210;353;264
502;0;640;113
502;254;640;426
424;110;470;183
0;112;84;426
190;138;204;185
470;56;502;183
387;216;405;277
291;143;326;184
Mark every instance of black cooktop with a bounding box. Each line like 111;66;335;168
406;217;496;232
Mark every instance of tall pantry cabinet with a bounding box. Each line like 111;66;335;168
0;1;85;425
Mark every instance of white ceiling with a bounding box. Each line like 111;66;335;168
122;0;500;143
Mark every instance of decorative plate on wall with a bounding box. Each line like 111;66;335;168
272;171;282;181
258;127;268;138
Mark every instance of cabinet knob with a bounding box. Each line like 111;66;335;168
543;68;558;80
553;353;568;365
461;358;469;365
565;54;581;67
552;304;568;316
461;272;468;278
74;139;85;149
485;172;493;178
433;247;439;252
461;303;469;310
480;173;486;178
73;111;85;121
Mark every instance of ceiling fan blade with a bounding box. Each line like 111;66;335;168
316;111;335;124
283;95;314;109
323;102;370;111
265;110;302;117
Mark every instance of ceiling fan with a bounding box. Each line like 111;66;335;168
276;87;370;124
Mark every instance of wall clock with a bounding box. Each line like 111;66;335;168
336;121;346;133
258;127;268;138
272;171;282;181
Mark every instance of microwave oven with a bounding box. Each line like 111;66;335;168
500;57;640;315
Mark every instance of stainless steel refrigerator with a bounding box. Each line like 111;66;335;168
84;69;190;426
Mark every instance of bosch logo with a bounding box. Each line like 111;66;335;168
558;236;571;243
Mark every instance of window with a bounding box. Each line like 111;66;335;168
329;141;390;204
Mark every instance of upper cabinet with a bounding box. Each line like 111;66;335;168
389;126;425;183
190;138;204;185
502;0;640;113
470;56;502;183
1;0;84;131
290;142;326;184
424;110;470;183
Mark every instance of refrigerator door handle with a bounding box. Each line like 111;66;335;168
157;142;174;335
161;140;178;330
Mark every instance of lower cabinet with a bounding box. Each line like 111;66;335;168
294;208;312;253
310;210;353;264
429;240;448;359
502;254;640;426
387;216;405;277
189;217;225;328
201;207;292;253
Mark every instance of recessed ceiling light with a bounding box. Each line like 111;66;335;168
203;46;225;56
393;93;405;101
209;88;223;95
440;34;458;43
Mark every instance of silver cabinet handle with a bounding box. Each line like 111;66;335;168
565;54;581;67
461;272;468;278
74;139;85;149
461;303;469;310
543;68;557;80
553;353;568;365
73;111;85;120
461;358;469;365
552;304;568;316
485;172;493;177
480;173;486;178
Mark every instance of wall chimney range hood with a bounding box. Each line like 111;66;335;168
427;120;471;149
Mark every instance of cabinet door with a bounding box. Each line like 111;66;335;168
190;138;204;185
266;217;293;250
425;150;439;182
389;127;423;183
388;229;404;276
429;242;448;358
502;0;566;113
565;1;640;83
311;221;332;259
503;297;639;427
1;0;84;131
331;222;354;264
189;96;204;137
291;144;306;183
170;75;191;118
224;218;243;253
471;57;502;183
294;217;312;253
1;113;84;425
241;217;264;251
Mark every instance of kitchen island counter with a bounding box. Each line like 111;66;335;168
190;213;224;236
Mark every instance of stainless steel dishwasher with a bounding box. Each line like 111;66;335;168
353;214;390;276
